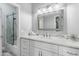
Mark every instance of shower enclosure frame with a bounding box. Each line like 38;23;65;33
4;3;20;55
6;12;16;45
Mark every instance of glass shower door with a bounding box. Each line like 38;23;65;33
6;15;14;45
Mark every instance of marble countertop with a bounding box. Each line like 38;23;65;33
20;35;79;49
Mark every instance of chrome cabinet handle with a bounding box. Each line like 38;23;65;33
67;51;78;56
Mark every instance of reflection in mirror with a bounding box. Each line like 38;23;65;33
38;9;64;31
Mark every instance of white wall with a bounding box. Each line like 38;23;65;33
18;3;32;36
67;4;79;35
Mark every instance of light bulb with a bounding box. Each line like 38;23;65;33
54;4;60;10
42;8;47;13
54;4;64;10
48;7;53;12
37;9;43;14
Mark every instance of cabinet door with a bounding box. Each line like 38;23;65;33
59;46;79;56
20;38;30;56
21;38;29;49
30;46;42;56
30;40;58;54
30;46;58;56
21;48;29;56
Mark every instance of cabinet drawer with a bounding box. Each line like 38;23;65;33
59;46;79;56
21;39;29;48
30;41;58;53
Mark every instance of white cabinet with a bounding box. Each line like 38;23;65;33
30;40;59;53
30;46;58;56
59;46;79;56
30;47;41;56
41;49;58;56
20;38;30;56
21;48;29;56
30;40;59;56
21;39;29;49
20;37;79;56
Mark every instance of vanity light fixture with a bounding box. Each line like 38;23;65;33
37;9;43;14
54;4;64;11
37;7;48;14
42;8;48;13
48;6;53;12
37;3;65;15
54;4;60;10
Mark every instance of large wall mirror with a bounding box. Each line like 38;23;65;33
37;9;64;31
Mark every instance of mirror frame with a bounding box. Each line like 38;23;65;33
37;9;64;31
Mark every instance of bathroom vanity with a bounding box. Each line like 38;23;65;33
20;36;79;56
